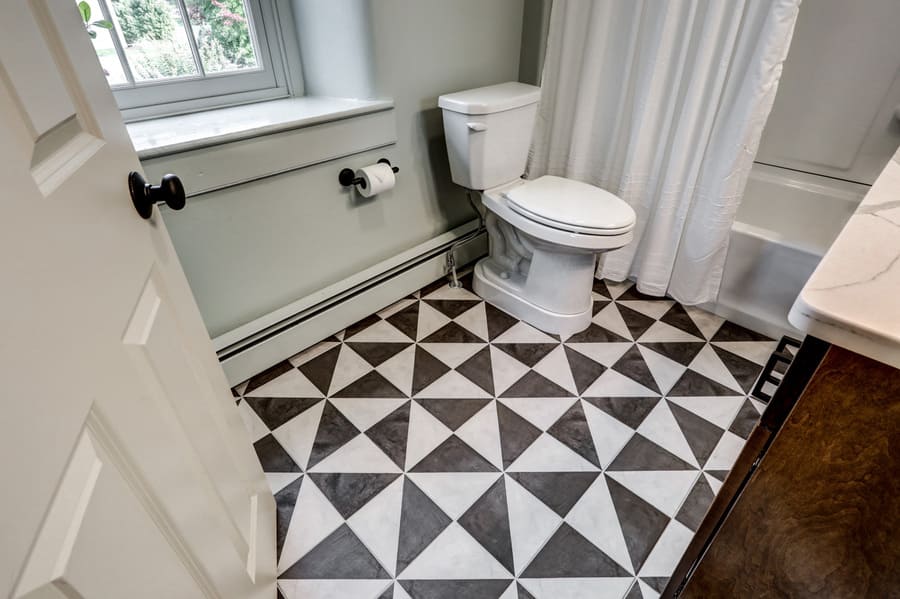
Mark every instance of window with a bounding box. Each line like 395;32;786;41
81;0;295;119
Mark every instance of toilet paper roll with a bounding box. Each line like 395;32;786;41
354;163;396;197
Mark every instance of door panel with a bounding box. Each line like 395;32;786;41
0;2;274;597
123;269;254;559
0;0;104;196
14;419;204;599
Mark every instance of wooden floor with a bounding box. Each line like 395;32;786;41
682;346;900;598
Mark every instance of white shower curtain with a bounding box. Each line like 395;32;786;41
528;0;800;304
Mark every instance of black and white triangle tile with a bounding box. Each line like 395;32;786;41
233;274;776;599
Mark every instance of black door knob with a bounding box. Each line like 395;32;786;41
128;172;186;219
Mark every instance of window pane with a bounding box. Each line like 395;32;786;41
81;0;128;85
184;0;260;74
110;0;198;82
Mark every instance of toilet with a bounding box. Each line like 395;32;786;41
439;82;636;336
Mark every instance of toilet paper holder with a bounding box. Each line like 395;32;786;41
339;159;399;189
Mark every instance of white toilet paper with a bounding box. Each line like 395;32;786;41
354;163;396;197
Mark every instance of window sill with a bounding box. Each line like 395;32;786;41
127;96;394;160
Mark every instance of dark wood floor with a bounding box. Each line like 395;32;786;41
682;346;900;598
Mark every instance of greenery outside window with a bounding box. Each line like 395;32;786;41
81;0;296;120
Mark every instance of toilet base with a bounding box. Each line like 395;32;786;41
473;259;592;337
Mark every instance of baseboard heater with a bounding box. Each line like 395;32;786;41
217;221;487;385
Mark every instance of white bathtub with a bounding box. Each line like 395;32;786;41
715;163;869;337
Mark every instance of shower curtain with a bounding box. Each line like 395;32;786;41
528;0;800;304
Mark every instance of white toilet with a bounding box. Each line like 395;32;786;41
439;82;636;336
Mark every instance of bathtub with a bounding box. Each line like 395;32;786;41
714;163;869;338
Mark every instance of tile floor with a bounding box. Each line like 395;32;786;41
234;274;776;599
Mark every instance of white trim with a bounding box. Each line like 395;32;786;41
218;224;487;385
703;300;797;341
216;218;480;350
140;100;395;196
99;0;296;120
130;97;393;158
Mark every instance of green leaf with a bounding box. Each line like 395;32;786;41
88;29;97;38
77;1;91;22
91;19;113;29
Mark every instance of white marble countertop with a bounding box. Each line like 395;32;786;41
127;96;393;159
789;147;900;369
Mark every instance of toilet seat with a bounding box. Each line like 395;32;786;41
482;181;634;252
504;175;635;235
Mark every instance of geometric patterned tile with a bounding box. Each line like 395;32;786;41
505;474;562;577
398;522;511;579
507;471;599;517
280;523;390;579
617;303;657;340
275;476;304;560
416;398;490;430
365;401;412;469
306;402;361;470
583;396;660;430
519;578;634;599
244;360;295;395
674;474;716;532
309;473;400;519
711;345;764;394
605;476;671;572
592;302;634;341
563;345;607;394
638;341;705;367
245;397;323;430
496;402;543;469
611;345;662;395
520;522;631;578
659;304;705;340
710;321;773;343
233;276;774;595
728;398;762;439
458;477;515;572
546;402;602;468
666;401;726;467
254;434;302;473
399;580;512;599
396;477;452;576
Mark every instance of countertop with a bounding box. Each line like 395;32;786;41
789;146;900;369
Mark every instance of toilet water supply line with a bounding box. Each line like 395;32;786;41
446;190;486;288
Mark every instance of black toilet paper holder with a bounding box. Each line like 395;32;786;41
339;158;399;189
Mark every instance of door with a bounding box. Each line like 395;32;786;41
0;3;275;598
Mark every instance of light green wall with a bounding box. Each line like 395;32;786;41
161;0;524;338
519;0;551;85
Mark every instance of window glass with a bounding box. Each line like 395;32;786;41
184;0;261;74
113;0;198;81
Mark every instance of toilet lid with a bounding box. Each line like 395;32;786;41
504;176;635;234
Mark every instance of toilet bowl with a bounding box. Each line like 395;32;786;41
439;82;635;335
475;176;635;336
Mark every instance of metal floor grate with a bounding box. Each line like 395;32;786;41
751;336;802;403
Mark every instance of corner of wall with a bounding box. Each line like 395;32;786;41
290;0;377;98
518;0;551;85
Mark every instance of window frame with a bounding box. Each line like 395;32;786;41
94;0;301;122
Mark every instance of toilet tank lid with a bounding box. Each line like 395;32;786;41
438;82;541;115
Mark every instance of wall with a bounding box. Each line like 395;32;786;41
518;0;551;86
754;0;900;184
158;0;523;339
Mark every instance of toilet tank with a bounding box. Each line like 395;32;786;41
439;82;541;190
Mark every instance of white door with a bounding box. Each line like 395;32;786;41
0;3;275;598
